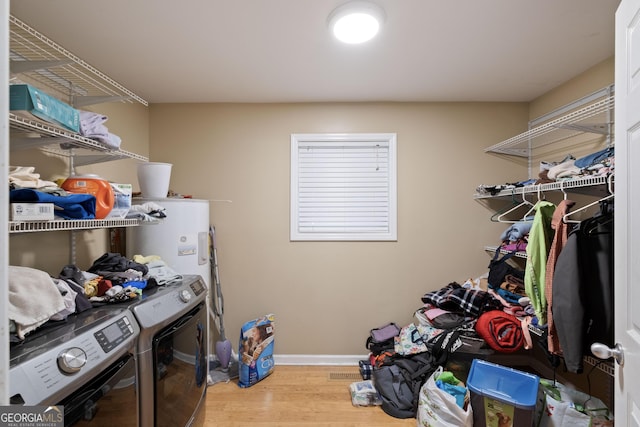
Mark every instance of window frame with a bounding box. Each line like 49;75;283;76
290;132;397;241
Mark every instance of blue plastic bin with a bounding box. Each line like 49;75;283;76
467;359;540;427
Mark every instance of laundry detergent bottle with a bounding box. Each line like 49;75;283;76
61;174;114;219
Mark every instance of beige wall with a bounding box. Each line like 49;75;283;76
148;102;528;355
529;56;614;120
147;56;614;356
8;57;613;356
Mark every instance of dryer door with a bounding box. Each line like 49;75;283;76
153;303;207;427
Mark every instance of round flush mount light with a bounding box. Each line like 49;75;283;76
328;1;386;44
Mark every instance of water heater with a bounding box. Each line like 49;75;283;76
126;198;211;287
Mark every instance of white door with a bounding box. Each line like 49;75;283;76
0;0;9;406
613;0;640;422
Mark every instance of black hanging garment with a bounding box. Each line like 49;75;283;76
552;200;614;373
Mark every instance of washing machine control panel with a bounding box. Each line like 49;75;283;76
189;279;206;296
94;315;136;353
9;310;140;406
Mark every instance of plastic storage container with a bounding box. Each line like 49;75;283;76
467;359;540;427
137;162;172;198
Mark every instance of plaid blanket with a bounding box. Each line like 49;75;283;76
421;282;503;319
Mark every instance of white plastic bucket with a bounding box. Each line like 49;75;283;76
137;162;172;198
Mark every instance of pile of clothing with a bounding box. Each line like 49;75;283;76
476;147;615;196
9;166;97;219
8;252;183;342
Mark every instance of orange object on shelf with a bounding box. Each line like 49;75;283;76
61;175;114;219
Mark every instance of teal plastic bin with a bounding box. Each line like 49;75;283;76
467;359;540;427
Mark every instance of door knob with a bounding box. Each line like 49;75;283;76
591;342;624;366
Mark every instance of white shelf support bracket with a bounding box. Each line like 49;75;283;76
9;136;66;150
9;59;73;74
72;95;134;108
553;123;610;135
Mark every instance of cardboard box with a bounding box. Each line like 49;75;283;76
105;183;133;219
10;84;80;132
467;359;540;427
11;203;55;221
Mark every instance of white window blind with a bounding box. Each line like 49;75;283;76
290;133;397;241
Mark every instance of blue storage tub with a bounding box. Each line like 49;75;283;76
467;358;540;427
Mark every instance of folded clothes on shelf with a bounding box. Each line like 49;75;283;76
78;109;122;149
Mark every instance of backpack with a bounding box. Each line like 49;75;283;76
372;352;437;418
487;247;525;289
372;330;460;418
365;322;401;355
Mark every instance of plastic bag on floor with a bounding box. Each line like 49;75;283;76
537;379;613;427
417;367;473;427
350;380;382;406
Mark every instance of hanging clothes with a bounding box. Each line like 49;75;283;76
544;199;576;355
524;201;556;325
551;201;614;374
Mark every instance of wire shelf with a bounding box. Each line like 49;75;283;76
484;245;528;259
10;218;141;233
9;113;148;163
485;86;614;157
9;15;149;165
474;175;610;200
9;15;148;106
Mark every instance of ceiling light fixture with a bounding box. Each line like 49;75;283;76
328;1;386;44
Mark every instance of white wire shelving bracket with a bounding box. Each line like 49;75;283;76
484;85;614;158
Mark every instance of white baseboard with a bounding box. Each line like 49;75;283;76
273;354;368;366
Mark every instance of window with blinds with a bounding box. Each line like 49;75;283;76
290;133;397;241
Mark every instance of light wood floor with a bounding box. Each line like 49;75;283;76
204;365;415;426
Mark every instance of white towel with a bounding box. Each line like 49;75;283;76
79;110;108;133
9;266;66;339
78;110;122;149
93;132;122;149
9;166;58;189
146;259;183;285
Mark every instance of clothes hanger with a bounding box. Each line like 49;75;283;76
490;192;519;222
560;180;568;201
563;193;614;223
563;173;614;224
556;180;579;219
520;185;546;220
495;190;535;223
587;198;615;235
